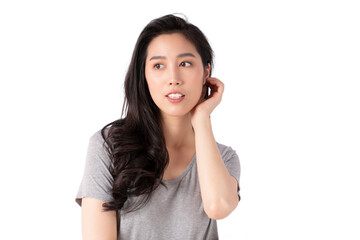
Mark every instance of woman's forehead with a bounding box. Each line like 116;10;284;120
146;33;200;59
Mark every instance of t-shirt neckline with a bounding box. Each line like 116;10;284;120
161;154;196;184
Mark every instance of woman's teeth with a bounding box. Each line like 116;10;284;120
167;93;184;99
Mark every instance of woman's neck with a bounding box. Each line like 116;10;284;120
161;113;195;149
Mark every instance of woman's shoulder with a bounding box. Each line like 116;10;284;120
216;142;239;160
216;142;240;178
85;127;112;157
84;128;113;167
88;129;105;146
89;126;110;143
90;119;126;142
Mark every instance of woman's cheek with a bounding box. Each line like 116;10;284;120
189;85;204;108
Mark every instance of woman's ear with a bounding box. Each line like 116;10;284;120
203;63;211;84
206;63;211;78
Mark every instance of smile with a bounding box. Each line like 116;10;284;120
167;93;184;99
166;91;185;103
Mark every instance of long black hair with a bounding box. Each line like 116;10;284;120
101;14;214;213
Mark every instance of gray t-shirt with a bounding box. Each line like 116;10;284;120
75;130;240;240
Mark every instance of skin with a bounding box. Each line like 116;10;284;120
81;198;117;240
81;33;239;240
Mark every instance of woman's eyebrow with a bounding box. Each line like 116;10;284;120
149;52;196;61
177;52;196;58
149;56;166;61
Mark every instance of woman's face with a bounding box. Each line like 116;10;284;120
145;33;209;118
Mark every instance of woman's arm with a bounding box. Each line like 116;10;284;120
191;78;239;220
81;197;117;240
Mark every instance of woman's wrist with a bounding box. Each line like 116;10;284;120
192;114;212;132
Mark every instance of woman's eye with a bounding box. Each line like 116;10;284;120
180;62;192;67
154;64;164;69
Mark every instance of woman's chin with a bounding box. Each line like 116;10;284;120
160;109;192;119
157;100;198;119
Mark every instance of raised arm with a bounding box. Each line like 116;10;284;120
81;197;117;240
191;77;239;220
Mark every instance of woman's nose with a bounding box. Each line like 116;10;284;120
169;69;182;86
169;79;180;86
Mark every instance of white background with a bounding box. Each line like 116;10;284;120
0;0;359;239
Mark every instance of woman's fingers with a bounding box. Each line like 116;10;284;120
205;77;224;99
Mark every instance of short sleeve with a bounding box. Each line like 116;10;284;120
218;144;241;201
75;130;114;206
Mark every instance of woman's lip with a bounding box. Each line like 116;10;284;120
166;91;185;96
167;95;185;103
166;91;185;103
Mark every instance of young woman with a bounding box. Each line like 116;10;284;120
75;14;241;240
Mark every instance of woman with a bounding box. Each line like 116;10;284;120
75;14;241;240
